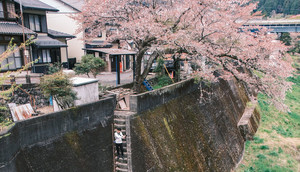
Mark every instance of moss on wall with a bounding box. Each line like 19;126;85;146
131;79;255;171
15;124;113;172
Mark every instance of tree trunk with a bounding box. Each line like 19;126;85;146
132;50;158;93
132;37;157;93
174;56;181;82
132;50;145;93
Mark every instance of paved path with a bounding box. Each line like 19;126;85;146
91;70;134;87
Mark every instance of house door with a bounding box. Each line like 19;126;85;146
50;48;61;63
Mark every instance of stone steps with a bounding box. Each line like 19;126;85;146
114;110;131;172
115;156;128;163
116;161;128;169
114;123;126;130
114;118;126;125
116;167;128;172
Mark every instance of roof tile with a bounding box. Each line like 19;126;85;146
0;21;36;35
48;29;75;38
15;0;58;11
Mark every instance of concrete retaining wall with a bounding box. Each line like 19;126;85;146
130;78;198;113
130;79;260;171
0;95;116;171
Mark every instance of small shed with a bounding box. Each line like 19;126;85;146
53;77;99;111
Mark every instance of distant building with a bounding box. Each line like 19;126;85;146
0;0;76;73
38;0;85;63
38;0;137;73
0;0;36;71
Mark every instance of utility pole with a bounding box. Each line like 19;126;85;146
19;0;28;74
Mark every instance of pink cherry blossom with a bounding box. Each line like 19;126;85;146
75;0;294;110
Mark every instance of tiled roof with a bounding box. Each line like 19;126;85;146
85;48;137;55
0;21;36;35
59;0;84;12
33;35;67;48
15;0;58;12
86;40;112;47
48;29;75;38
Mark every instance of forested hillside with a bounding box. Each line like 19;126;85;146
256;0;300;16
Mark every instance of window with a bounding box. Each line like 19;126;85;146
35;49;51;64
0;2;4;18
6;2;15;19
29;15;41;32
0;45;22;70
42;49;51;63
0;1;15;19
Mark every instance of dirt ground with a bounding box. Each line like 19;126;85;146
36;106;54;115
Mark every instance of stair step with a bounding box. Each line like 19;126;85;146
114;114;128;119
115;157;128;163
116;167;128;172
114;118;126;125
116;162;128;169
114;111;135;119
114;124;126;129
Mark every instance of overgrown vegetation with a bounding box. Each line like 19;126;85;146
0;38;33;128
74;54;106;78
255;0;300;16
40;72;77;110
279;33;292;46
237;55;300;171
152;57;173;89
152;75;173;90
47;62;62;74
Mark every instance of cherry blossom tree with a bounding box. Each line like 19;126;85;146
76;0;293;110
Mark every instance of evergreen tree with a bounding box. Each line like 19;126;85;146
256;0;300;16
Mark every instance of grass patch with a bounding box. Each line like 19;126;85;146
253;136;264;144
259;145;269;150
237;55;300;172
152;75;173;90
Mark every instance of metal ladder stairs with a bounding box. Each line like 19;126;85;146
142;79;154;91
113;111;134;172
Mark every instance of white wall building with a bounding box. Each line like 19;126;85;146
38;0;85;62
53;77;99;112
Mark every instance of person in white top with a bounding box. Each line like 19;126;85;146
114;128;126;159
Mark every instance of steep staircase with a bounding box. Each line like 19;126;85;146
113;111;134;172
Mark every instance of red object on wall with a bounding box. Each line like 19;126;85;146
120;62;122;73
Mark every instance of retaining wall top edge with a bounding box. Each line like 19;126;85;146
0;95;116;137
131;78;195;97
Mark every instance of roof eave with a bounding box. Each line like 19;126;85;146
22;7;59;12
57;0;81;12
49;35;76;39
35;45;68;48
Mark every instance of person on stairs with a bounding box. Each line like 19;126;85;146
114;128;126;159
